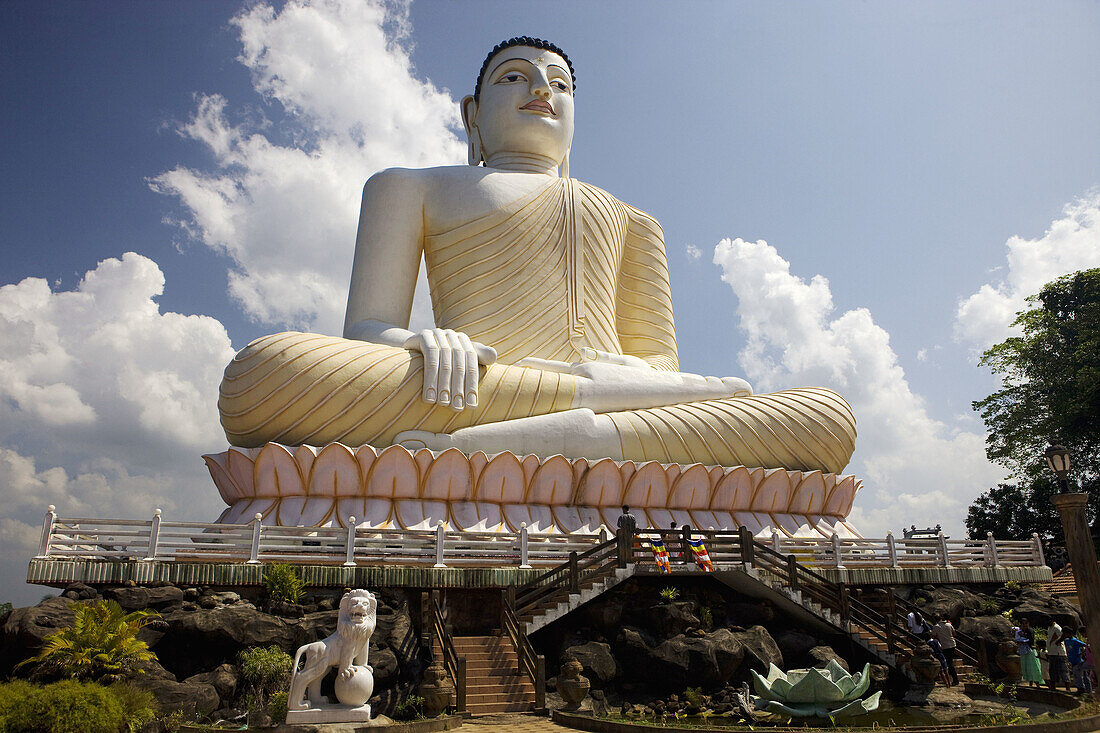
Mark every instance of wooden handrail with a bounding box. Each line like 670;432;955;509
426;590;466;712
502;592;545;708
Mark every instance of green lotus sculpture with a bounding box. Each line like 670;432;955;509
751;660;882;719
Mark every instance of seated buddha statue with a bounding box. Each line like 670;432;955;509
219;37;856;475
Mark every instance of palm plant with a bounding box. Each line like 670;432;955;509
18;600;160;681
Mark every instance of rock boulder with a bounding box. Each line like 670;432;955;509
564;641;619;683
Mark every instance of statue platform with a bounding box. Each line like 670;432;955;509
204;443;863;539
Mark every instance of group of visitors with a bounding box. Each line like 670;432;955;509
1014;617;1094;694
907;611;960;686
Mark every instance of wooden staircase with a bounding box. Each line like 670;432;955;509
432;634;537;714
509;528;984;686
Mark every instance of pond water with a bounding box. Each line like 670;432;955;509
603;694;1067;729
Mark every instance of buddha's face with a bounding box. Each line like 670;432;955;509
463;46;574;167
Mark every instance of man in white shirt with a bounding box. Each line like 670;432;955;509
932;616;959;686
1047;621;1068;690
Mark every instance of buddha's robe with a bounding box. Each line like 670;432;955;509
220;178;856;473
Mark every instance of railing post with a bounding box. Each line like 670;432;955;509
247;512;263;564
786;554;800;591
886;593;897;654
344;516;357;567
434;521;447;568
986;532;999;567
1032;533;1046;566
36;505;57;558
887;531;899;568
938;531;951;567
144;508;162;561
838;583;850;624
456;657;467;712
535;654;546;709
568;551;580;593
519;522;531;569
831;533;845;569
739;526;754;566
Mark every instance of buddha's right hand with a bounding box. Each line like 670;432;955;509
403;328;497;411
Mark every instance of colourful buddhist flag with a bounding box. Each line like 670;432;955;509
649;538;671;573
688;538;713;572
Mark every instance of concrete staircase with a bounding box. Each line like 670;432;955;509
518;566;634;633
737;564;912;677
433;634;536;715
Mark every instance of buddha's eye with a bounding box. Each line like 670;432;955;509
551;80;571;93
497;72;526;84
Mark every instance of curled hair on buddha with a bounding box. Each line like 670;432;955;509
473;36;576;102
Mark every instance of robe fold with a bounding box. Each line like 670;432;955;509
219;178;856;473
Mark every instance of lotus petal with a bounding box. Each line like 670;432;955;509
751;665;790;700
784;667;845;703
845;663;872;699
829;691;881;718
754;699;831;718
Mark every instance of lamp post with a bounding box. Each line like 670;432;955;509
1048;444;1100;692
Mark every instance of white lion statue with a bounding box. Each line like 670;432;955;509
288;589;377;712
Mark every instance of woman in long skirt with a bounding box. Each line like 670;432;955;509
1016;619;1044;686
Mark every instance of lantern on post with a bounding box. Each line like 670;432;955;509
1045;444;1072;493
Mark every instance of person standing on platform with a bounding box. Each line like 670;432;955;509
933;616;960;686
617;505;637;536
1015;618;1044;687
1064;627;1092;694
1047;621;1069;690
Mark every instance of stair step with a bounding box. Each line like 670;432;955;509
466;680;535;692
464;699;536;708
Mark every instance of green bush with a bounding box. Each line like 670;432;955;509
263;563;305;604
108;683;156;733
658;586;680;601
268;691;289;725
698;605;714;630
238;644;293;695
393;694;424;721
0;679;124;733
239;644;293;726
16;599;159;682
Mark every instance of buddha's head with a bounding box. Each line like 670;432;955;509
462;37;575;175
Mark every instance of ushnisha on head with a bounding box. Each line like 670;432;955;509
462;37;576;176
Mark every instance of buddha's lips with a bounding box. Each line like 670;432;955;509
520;100;554;115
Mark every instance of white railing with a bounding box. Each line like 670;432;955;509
35;506;1046;570
35;506;606;569
769;530;1045;569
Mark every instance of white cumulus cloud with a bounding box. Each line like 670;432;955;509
955;192;1100;349
0;254;234;604
151;0;461;334
713;238;1004;537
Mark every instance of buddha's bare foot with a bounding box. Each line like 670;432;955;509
394;430;456;452
722;376;753;397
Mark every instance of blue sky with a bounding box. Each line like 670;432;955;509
1;0;1098;604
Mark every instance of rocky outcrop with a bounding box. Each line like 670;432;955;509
564;641;619;684
2;583;421;722
807;645;849;671
0;596;77;675
135;677;220;716
730;625;782;674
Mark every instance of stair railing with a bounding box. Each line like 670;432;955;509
423;590;466;712
739;528;928;666
891;593;984;670
502;592;546;708
513;534;621;617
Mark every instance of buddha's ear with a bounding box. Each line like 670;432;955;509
461;95;481;166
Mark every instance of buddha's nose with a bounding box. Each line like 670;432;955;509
531;78;552;99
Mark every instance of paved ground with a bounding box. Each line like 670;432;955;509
458;714;574;731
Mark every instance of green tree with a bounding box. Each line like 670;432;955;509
17;600;160;682
968;268;1100;549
